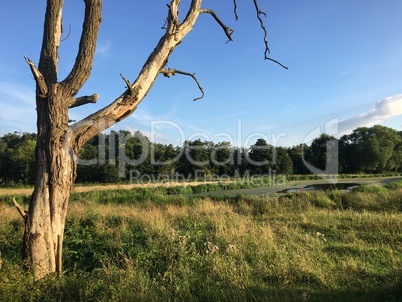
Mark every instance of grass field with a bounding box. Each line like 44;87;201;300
0;182;402;301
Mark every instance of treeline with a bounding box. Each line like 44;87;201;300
0;125;401;185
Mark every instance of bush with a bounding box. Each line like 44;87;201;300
385;180;402;190
351;185;387;194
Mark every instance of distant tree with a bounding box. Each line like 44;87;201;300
341;126;401;173
151;143;180;176
178;139;212;177
288;144;310;175
122;131;153;177
0;137;9;185
274;147;293;175
305;133;338;172
385;142;402;172
79;141;99;160
0;133;36;185
248;138;273;175
10;139;37;185
211;141;234;176
233;147;250;176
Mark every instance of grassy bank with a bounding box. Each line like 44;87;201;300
1;183;402;301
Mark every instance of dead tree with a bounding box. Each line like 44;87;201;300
23;0;285;281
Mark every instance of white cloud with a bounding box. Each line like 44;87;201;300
95;40;112;58
129;108;160;126
129;107;180;128
337;94;402;135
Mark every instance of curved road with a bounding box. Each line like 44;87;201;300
189;176;402;197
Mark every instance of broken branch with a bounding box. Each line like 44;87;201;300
161;68;205;101
120;74;136;95
69;93;99;109
13;198;27;220
200;9;234;42
24;55;48;98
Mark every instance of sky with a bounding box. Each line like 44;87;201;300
0;0;402;148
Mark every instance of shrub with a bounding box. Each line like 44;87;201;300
351;185;387;194
385;180;402;190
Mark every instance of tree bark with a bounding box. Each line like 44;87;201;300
25;84;77;281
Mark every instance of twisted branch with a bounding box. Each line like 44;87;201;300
233;0;239;20
200;9;234;42
253;0;269;56
252;0;288;69
161;68;205;101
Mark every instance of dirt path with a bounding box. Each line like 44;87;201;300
0;181;231;196
1;176;401;197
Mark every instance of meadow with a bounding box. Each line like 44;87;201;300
0;182;402;301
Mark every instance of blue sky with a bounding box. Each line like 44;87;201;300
1;0;401;147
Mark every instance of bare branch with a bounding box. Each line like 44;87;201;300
38;0;63;84
253;0;288;69
24;55;48;98
161;68;205;101
200;9;234;42
120;74;135;96
253;0;270;56
233;0;239;20
69;93;99;109
13;198;27;220
72;1;198;145
266;57;288;69
62;0;102;101
61;24;72;42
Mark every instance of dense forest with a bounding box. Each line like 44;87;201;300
0;125;401;186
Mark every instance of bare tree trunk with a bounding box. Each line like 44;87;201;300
23;0;101;280
25;85;77;281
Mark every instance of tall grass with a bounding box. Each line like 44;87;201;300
1;184;402;301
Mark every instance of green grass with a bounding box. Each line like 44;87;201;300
1;185;402;301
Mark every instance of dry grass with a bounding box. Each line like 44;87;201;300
1;186;402;301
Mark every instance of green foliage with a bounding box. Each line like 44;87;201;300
305;133;337;171
340;125;402;173
2;125;401;186
340;185;402;212
385;180;402;190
